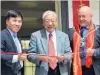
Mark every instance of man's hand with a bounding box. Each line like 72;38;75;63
18;53;29;61
39;56;51;62
56;55;64;62
86;48;94;56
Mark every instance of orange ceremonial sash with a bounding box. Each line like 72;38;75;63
73;24;94;75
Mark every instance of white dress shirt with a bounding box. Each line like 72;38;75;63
46;30;57;55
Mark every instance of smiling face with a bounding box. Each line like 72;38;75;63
6;16;22;33
42;11;57;33
78;6;92;27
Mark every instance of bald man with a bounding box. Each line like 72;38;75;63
27;10;72;75
68;6;100;75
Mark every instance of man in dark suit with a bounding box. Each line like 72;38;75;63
1;10;28;75
27;10;72;75
68;6;100;75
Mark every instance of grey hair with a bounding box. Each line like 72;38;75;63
42;10;57;20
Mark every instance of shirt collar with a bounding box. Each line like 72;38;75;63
7;28;17;37
46;30;56;38
80;25;90;30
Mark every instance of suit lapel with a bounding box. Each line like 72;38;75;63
5;29;18;52
40;29;48;54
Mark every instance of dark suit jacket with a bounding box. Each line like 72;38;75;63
68;25;100;75
1;28;22;75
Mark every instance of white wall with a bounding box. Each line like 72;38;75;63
68;0;73;28
90;0;100;25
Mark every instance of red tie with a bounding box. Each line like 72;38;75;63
48;33;57;70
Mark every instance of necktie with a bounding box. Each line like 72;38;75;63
80;27;87;37
13;34;23;68
80;28;86;59
48;33;57;70
13;34;21;53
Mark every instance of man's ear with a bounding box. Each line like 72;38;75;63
90;19;93;25
6;19;8;25
91;14;93;17
42;21;45;26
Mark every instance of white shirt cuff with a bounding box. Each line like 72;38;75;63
12;55;19;63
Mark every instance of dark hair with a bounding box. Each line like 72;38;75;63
5;10;23;20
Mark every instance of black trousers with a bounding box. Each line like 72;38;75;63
82;65;95;75
48;64;61;75
70;65;95;75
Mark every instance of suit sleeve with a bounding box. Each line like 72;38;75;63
27;33;41;66
63;34;72;75
1;36;13;63
93;26;100;58
63;34;72;63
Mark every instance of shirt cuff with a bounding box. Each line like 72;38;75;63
12;55;19;63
